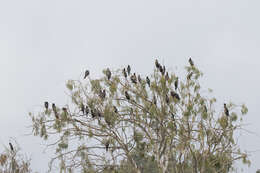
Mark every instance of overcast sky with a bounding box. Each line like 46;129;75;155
1;0;260;172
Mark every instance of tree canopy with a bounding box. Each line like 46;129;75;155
29;59;250;173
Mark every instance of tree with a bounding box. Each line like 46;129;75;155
0;141;33;173
30;59;250;173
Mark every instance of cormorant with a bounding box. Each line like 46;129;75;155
224;103;229;116
187;72;193;80
174;77;178;90
155;59;160;69
165;72;169;81
189;58;194;66
170;91;180;101
106;68;112;80
44;101;49;110
125;91;130;100
113;106;118;113
127;65;131;75
123;68;127;78
84;70;90;79
9;142;14;151
130;73;137;84
105;141;109;152
146;76;150;87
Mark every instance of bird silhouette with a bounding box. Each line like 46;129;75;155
80;103;85;114
9;142;14;151
138;75;142;83
189;58;194;66
125;91;130;100
113;106;118;113
85;106;89;115
130;73;137;84
52;103;59;119
44;101;49;110
105;141;109;152
187;72;193;80
165;94;169;104
123;68;127;78
127;65;131;75
106;68;112;80
155;59;160;69
146;76;150;87
99;89;106;99
153;95;157;105
224;103;229;116
165;72;169;81
162;65;166;75
170;91;180;101
174;78;178;90
84;70;90;79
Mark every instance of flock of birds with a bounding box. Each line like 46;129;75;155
33;58;230;153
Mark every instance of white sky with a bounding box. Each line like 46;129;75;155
1;0;260;172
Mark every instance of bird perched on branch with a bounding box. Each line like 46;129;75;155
105;141;109;152
174;77;178;90
170;91;180;101
155;59;160;69
52;103;59;119
146;76;150;87
125;91;130;100
138;75;142;83
224;103;229;116
113;106;118;113
130;73;137;84
84;70;90;79
123;68;127;78
99;89;106;99
187;72;193;80
165;94;169;104
9;142;14;151
44;101;49;110
165;72;169;81
189;58;194;66
106;68;112;80
127;65;131;75
80;103;85;114
85;106;89;115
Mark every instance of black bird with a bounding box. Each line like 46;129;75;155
138;75;142;83
113;106;118;113
155;59;160;69
80;103;85;114
125;91;130;100
153;95;157;105
106;68;112;80
52;103;59;119
91;109;97;118
44;101;49;110
62;107;68;114
84;70;90;79
187;72;193;80
123;68;127;78
165;94;169;104
204;105;207;113
174;78;178;90
189;58;194;66
159;65;164;74
127;65;131;75
85;106;89;115
170;91;180;101
224;103;229;116
162;65;166;75
9;142;14;151
105;141;109;152
165;72;169;81
130;73;137;84
146;76;150;87
99;89;106;99
171;114;175;121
